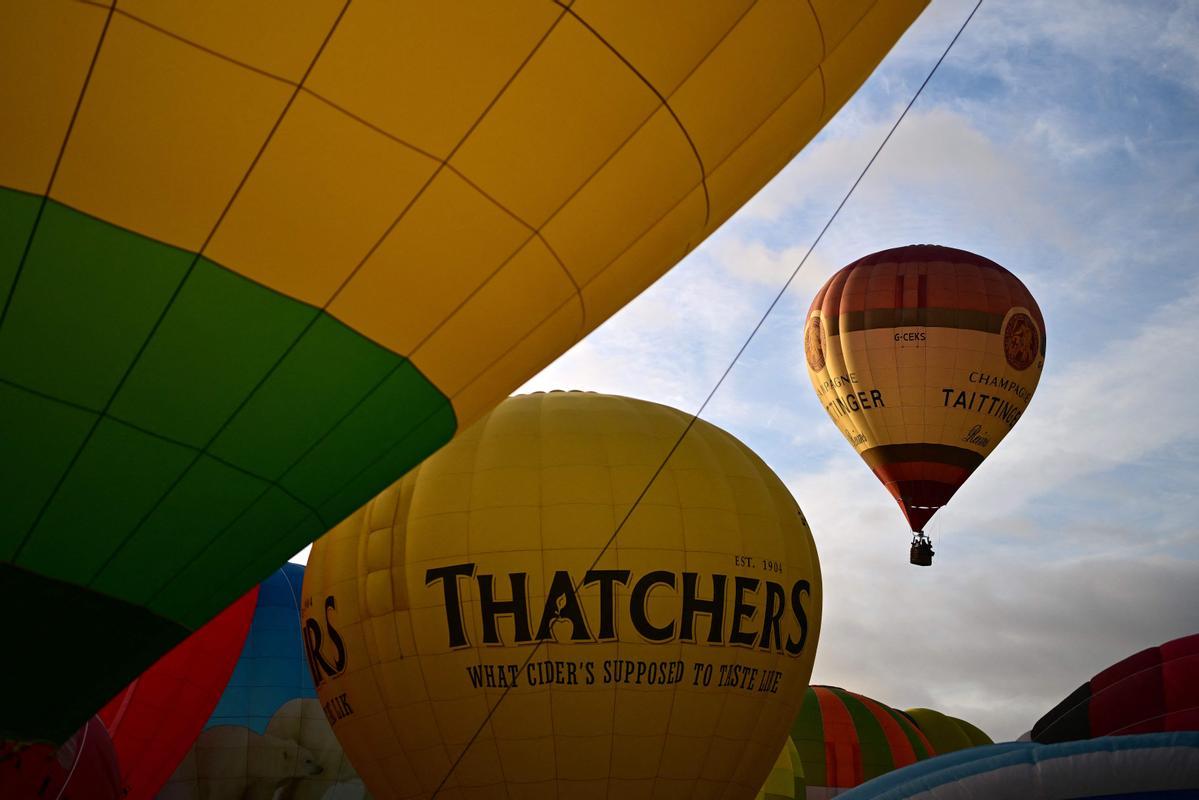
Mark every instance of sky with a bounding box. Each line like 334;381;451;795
295;1;1199;741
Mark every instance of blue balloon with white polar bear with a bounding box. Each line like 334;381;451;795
158;564;369;800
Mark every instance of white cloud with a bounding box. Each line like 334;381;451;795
738;106;1080;267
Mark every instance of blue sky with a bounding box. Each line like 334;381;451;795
292;1;1199;741
517;0;1199;739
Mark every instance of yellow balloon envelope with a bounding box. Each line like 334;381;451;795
0;2;924;741
302;392;822;799
904;707;992;754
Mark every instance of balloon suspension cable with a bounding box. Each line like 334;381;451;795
429;2;984;795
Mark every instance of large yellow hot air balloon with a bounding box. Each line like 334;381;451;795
804;245;1045;564
0;2;925;742
302;391;822;799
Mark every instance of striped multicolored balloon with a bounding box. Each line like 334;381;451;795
1032;632;1199;743
790;685;936;798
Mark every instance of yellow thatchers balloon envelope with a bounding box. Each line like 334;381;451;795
302;392;822;799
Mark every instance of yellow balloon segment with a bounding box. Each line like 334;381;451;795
756;737;804;800
904;707;993;754
302;392;822;799
1;0;930;429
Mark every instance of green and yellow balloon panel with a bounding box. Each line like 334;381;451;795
0;0;925;741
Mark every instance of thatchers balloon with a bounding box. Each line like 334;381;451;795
903;708;991;755
302;391;822;799
161;564;369;800
0;716;122;800
834;733;1199;800
1032;633;1199;743
791;686;936;797
1;1;927;741
96;588;257;800
804;245;1045;563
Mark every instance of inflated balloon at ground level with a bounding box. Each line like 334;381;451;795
804;245;1045;564
160;564;369;800
303;391;822;799
0;1;926;741
903;708;992;755
791;685;936;797
835;732;1199;800
97;588;257;800
1032;632;1199;743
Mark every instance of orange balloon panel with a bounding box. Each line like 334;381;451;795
301;392;822;800
804;245;1045;531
